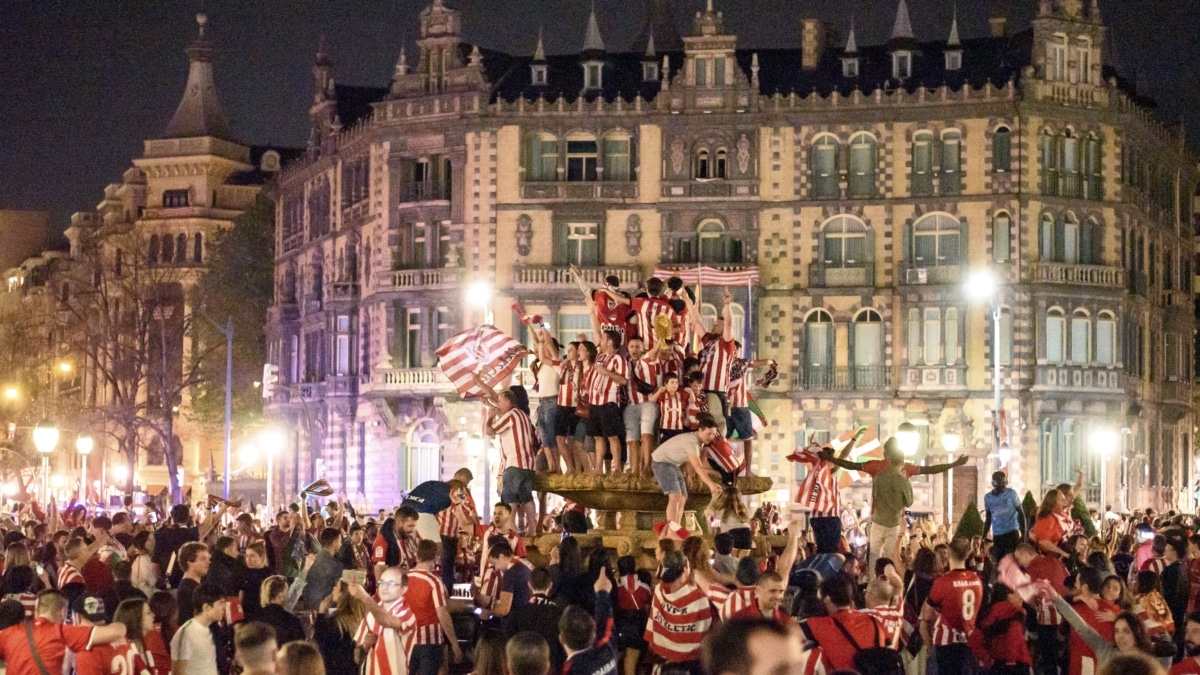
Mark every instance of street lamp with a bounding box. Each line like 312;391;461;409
75;434;93;503
2;387;16;401
1091;427;1118;517
32;420;58;502
259;429;285;516
965;268;1003;468
896;422;920;456
942;432;961;525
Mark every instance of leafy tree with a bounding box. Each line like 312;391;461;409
1071;494;1097;537
954;501;986;540
192;194;276;436
1023;491;1038;520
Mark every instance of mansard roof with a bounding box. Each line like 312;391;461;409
484;48;674;103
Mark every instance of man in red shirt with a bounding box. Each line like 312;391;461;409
373;507;420;577
731;571;790;624
799;573;886;672
405;540;462;675
1015;542;1069;675
1173;611;1200;675
1067;567;1119;675
0;589;126;675
920;538;984;675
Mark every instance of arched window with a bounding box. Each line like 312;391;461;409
1048;34;1067;81
1085;134;1103;200
176;234;187;263
911;131;934;195
696;219;741;263
602;131;632;181
1070;309;1090;364
852;309;883;386
148;235;160;264
848;132;876;198
161;234;173;263
192;233;203;263
566;132;598;182
696;149;711;179
1096;311;1116;365
1040;213;1056;261
715;148;728;179
700;303;718;331
1082;217;1101;264
804;310;832;386
821;215;868;268
940;129;962;195
1041;129;1059;195
1063;212;1080;264
993;126;1012;173
912;213;960;267
1046;308;1066;364
810;134;840;199
992;211;1012;262
1072;37;1091;84
729;303;745;347
527;132;558;181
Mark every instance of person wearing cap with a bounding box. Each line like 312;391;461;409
0;589;126;675
984;471;1026;562
71;594;115;675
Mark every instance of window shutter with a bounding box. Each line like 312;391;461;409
553;222;569;265
1054;219;1066;264
1080;222;1094;265
959;218;969;265
903;222;913;264
586;224;602;266
1091;223;1104;264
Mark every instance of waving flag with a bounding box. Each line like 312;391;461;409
834;427;883;489
206;494;244;510
301;478;335;498
436;326;531;398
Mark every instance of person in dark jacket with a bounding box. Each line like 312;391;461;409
509;567;565;673
257;574;307;646
207;536;247;600
559;568;617;675
241;541;273;620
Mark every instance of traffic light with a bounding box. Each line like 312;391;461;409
261;364;280;399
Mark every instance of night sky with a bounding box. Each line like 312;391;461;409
1;0;1196;239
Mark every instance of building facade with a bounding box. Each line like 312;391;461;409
267;0;1198;516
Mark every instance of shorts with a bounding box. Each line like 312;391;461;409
624;402;659;442
727;406;755;440
554;405;578;438
586;402;623;438
416;513;441;541
500;467;535;504
536;399;557;447
651;461;687;496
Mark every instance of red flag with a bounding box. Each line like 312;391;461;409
436;326;531;398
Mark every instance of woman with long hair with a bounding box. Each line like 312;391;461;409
550;536;591;611
312;582;364;675
1102;574;1133;611
709;485;752;554
112;598;156;674
903;546;939;673
1132;571;1175;641
130;531;157;598
472;628;508;675
258;575;307;646
278;641;326;675
680;536;716;593
1029;489;1071;558
145;591;177;675
1047;585;1158;668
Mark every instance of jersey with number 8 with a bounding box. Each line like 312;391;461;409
926;568;985;646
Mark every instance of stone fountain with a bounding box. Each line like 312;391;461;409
526;471;774;568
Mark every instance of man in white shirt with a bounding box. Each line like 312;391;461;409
171;585;226;675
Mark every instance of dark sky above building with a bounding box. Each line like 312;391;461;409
1;0;1195;239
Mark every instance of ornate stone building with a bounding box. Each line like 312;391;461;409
267;0;1197;516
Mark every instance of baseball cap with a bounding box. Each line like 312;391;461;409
72;595;107;624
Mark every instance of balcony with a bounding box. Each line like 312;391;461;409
662;181;758;199
513;265;641;291
399;180;451;204
1160;379;1193;406
325;282;360;302
521;182;637;200
389;268;463;290
364;367;454;395
1032;365;1125;393
791;366;892;392
900;264;961;286
1032;263;1125;288
808;263;874;288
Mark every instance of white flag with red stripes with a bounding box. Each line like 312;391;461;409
436;326;531;398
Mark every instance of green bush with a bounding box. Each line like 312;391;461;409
1071;495;1097;538
954;502;986;540
1022;491;1038;519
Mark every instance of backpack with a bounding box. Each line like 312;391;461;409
832;616;905;675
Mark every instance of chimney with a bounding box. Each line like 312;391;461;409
801;18;824;71
989;16;1008;37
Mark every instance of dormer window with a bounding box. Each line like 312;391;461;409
892;51;912;79
713;57;726;86
945;51;962;71
842;57;859;78
584;63;602;90
694;58;708;86
531;64;547;85
643;61;659;82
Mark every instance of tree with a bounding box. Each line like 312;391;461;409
192;194;276;437
1022;491;1038;522
953;501;985;540
1071;494;1097;538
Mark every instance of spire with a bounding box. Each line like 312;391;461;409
645;32;656;59
947;5;961;47
395;46;409;77
845;16;858;53
890;0;914;41
582;2;606;55
632;0;682;52
162;12;233;140
533;26;546;61
313;35;334;102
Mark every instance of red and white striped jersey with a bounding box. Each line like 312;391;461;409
644;582;715;663
657;343;686;380
237;532;263;552
481;525;527;563
3;592;34;620
706;583;731;610
110;639;155;675
354;597;417;675
1141;557;1168;576
864;606;905;647
926;569;984;646
658;391;685;431
436;503;471;538
372;532;421;571
58;563;83;589
477;565;501;601
404;568;449;645
629;358;662;405
719;586;758;620
587;352;629;405
633;296;678;351
792;446;840;518
706;437;742;475
492;408;536;471
556;361;577;408
1035;597;1063;626
698;334;736;393
727;359;750;408
684;389;707;429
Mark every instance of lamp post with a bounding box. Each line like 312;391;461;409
1091;428;1118;517
466;280;495;521
942;432;961;525
75;434;93;504
896;422;920;456
259;429;284;517
32;420;58;503
965;269;1003;468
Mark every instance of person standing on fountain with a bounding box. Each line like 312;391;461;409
683;287;736;436
475;375;539;536
585;293;630;474
651;413;723;540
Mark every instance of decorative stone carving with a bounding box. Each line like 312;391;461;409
737;133;751;174
515;214;533;256
670;137;685;175
624;214;643;256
